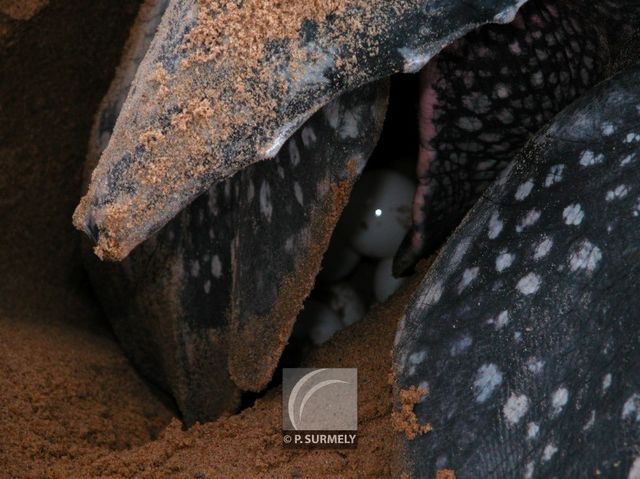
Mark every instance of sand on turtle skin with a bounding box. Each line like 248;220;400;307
73;0;415;261
391;386;432;441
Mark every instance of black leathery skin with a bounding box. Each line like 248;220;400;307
392;0;635;277
82;0;391;423
76;0;550;260
85;79;389;423
393;61;640;478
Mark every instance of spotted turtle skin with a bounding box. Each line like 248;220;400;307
393;0;630;275
393;60;640;479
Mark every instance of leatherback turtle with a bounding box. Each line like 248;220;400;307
393;60;640;478
73;0;638;461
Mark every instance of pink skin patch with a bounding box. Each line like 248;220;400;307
410;60;441;251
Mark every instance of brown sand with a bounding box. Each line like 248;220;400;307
391;386;432;441
0;316;174;478
436;470;457;479
0;1;174;478
1;2;429;478
45;269;425;478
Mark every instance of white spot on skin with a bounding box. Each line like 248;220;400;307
301;126;317;147
259;180;273;222
493;310;510;329
339;108;362;139
289;140;301;166
515;180;534;200
563;203;584;225
284;236;294;253
602;373;612;392
606;184;629;201
408;350;427;365
496;251;515;272
457;116;483;131
544;164;565;187
526;357;545;374
517;273;541;295
569;240;602;273
294;182;304;206
530;71;544;87
211;255;222;278
527;422;539;440
621;153;637;166
503;393;529;425
534;237;553;260
583;410;596;430
435;455;448;469
634;197;640;217
203;280;211;294
509;41;522;54
496;162;515;187
629;457;640;479
190;260;200;277
525;462;535;479
474;364;503;403
458;267;479;293
543;443;558;462
423;281;443;306
625;133;640;143
450;335;473;356
488;211;503;239
450;238;472;269
551;387;569;416
601;122;615;136
417;381;429;401
494;83;511;99
516;209;541;232
324;99;340;129
579;150;604;167
622;394;640;421
462;92;491;114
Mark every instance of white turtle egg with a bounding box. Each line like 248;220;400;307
342;169;415;258
296;299;343;345
327;282;366;327
374;257;407;303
